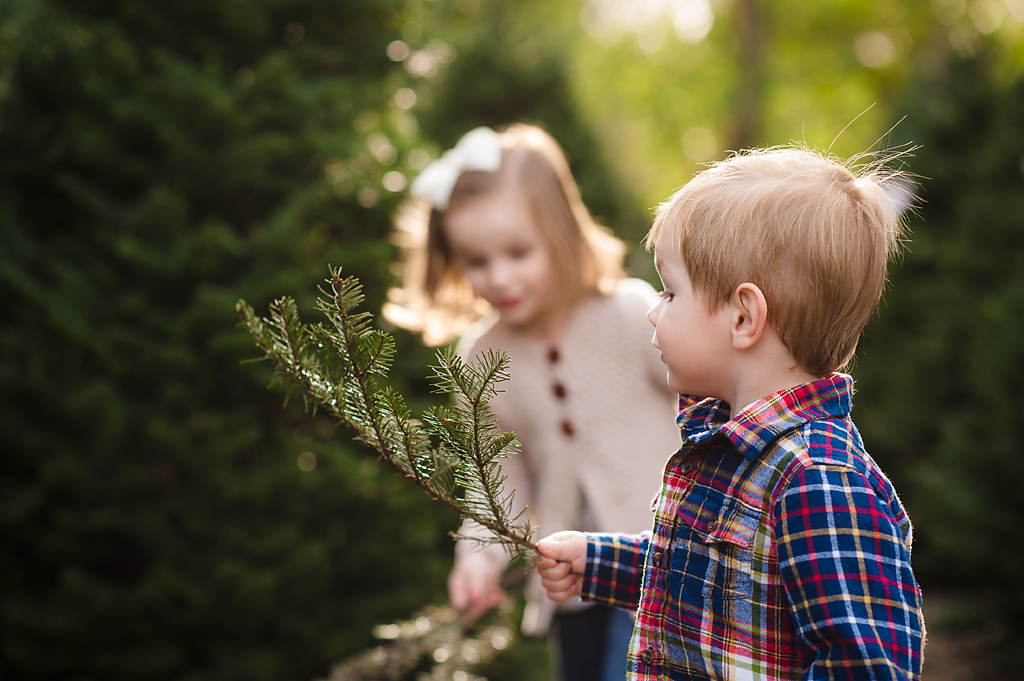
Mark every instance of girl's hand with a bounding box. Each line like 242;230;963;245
535;531;587;602
447;550;504;618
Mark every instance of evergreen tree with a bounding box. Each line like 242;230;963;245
854;44;1024;615
237;271;536;557
414;0;649;244
0;1;455;678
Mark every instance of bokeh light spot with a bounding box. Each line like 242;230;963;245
408;148;431;170
933;0;968;26
373;623;400;639
297;451;316;472
387;40;410;62
855;32;898;68
401;22;422;42
970;0;1004;32
581;0;713;45
369;133;397;165
392;88;417;110
672;0;714;43
383;171;406;192
1005;0;1024;22
284;22;304;44
357;187;378;207
405;51;438;78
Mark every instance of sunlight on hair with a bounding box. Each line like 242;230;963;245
882;176;917;221
647;144;920;376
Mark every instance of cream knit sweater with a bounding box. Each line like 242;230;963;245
454;278;681;635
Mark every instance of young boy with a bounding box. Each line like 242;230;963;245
535;147;925;680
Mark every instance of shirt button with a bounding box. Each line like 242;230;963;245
681;461;693;473
707;519;718;531
652;551;663;567
640;648;655;664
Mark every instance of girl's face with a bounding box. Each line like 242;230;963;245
444;184;563;338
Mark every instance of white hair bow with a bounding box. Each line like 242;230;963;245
410;126;502;210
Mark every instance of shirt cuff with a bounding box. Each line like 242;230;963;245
583;531;648;610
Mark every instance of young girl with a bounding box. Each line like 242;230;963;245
384;124;680;681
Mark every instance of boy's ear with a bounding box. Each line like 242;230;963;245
730;283;768;350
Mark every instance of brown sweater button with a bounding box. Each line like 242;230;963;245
561;420;575;436
548;348;560;363
553;383;567;399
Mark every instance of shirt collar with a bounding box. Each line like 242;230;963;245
676;373;854;460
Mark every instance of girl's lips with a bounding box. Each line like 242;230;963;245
497;298;522;310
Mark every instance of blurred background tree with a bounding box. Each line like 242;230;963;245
855;43;1024;611
2;0;1023;678
0;0;458;679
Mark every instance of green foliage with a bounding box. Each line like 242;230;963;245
411;0;649;243
4;0;1022;676
0;1;457;679
853;44;1024;613
237;271;535;556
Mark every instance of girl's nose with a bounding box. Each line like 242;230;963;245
490;259;516;286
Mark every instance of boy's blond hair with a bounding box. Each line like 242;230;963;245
647;146;912;377
385;124;625;345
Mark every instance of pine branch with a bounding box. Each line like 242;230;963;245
237;268;536;557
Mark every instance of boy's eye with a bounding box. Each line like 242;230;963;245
659;290;674;301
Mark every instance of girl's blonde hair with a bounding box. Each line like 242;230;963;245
384;123;626;345
646;146;913;377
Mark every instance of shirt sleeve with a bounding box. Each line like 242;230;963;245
774;465;925;681
581;531;649;609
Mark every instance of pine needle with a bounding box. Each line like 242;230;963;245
237;268;536;557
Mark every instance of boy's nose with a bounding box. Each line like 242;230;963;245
647;303;660;327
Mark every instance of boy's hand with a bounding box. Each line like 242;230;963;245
535;531;587;602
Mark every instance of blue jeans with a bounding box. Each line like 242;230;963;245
553;604;635;681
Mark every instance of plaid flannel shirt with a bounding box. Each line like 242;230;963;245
582;374;924;680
